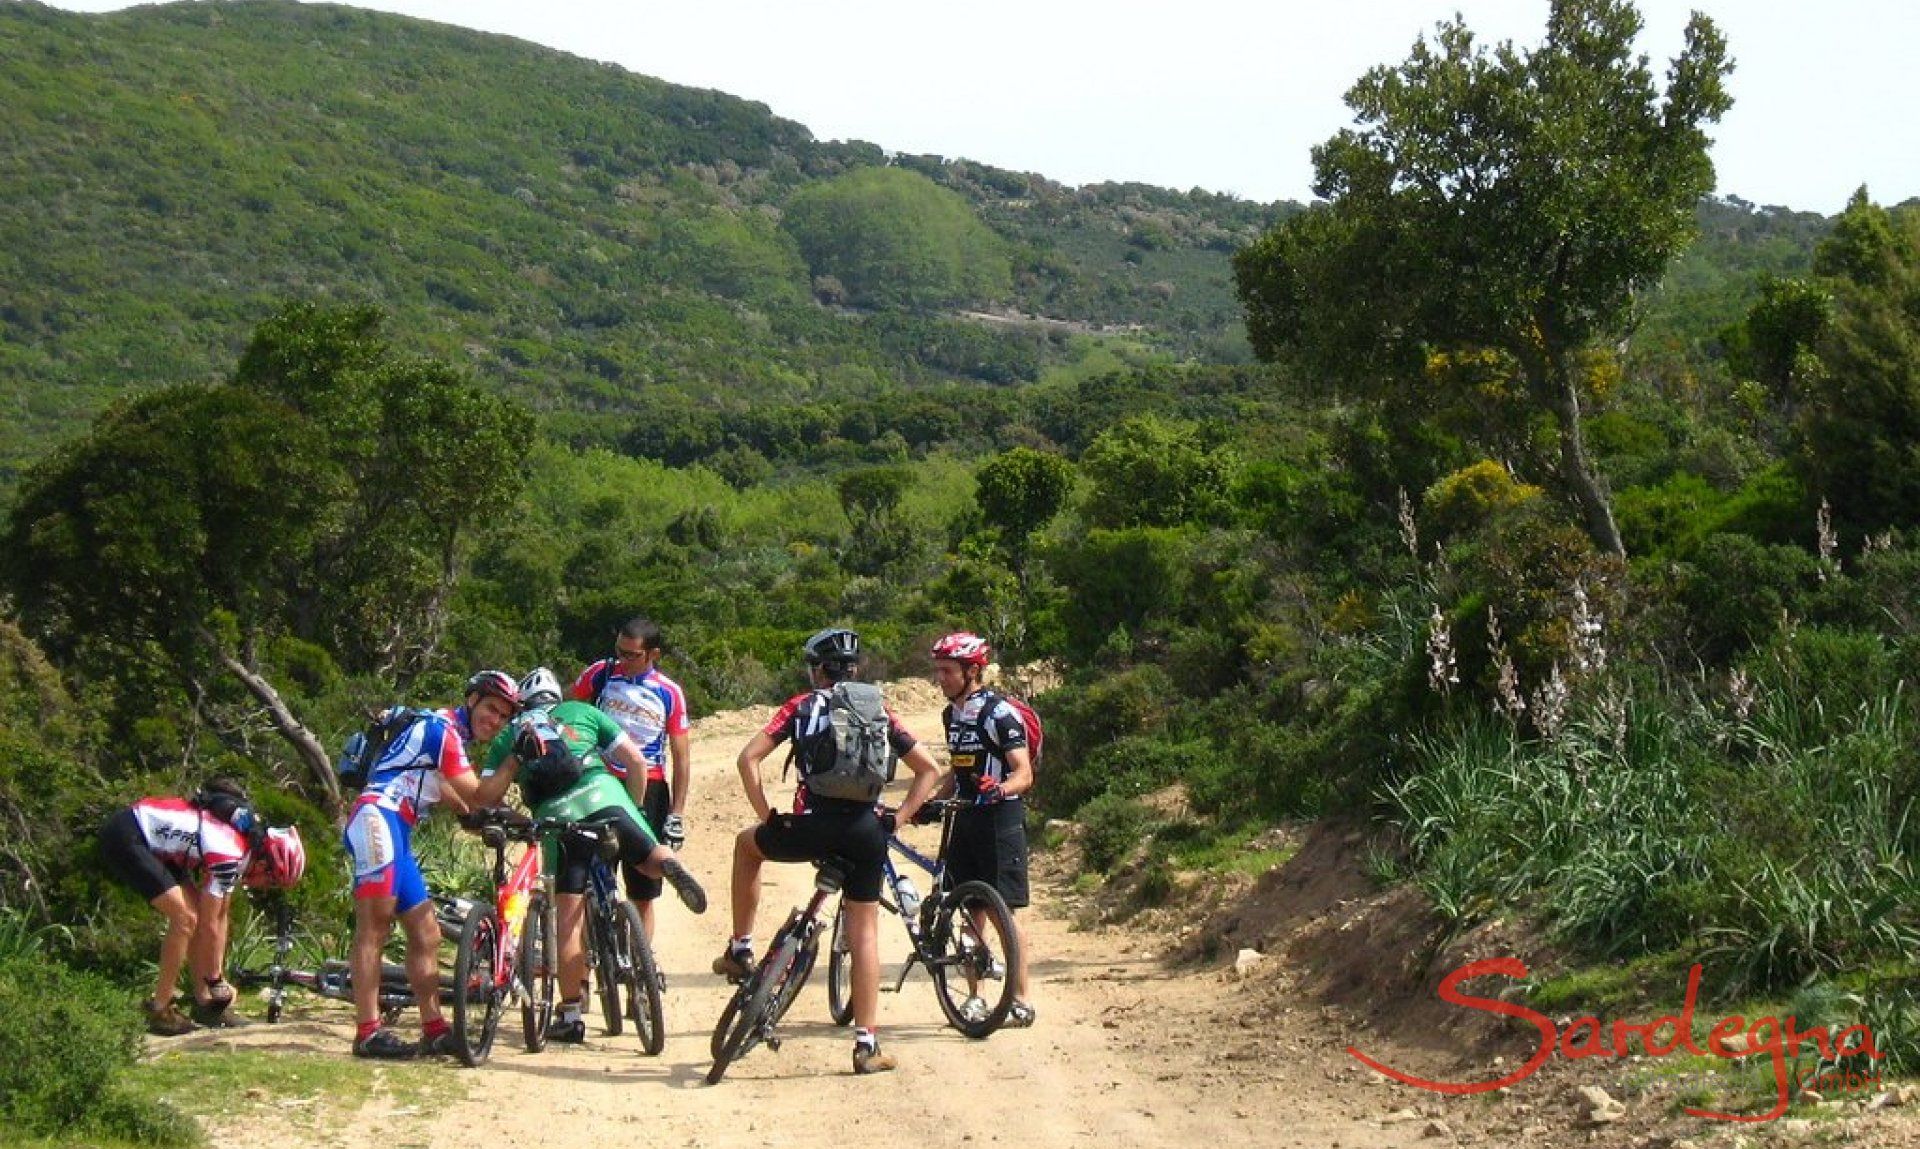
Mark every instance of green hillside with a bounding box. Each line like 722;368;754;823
0;0;1287;495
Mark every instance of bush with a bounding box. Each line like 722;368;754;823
0;951;194;1145
1076;792;1156;874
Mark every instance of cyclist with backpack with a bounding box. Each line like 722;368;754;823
716;627;941;1075
482;666;708;1043
929;632;1038;1028
97;778;307;1035
568;617;693;942
342;670;525;1060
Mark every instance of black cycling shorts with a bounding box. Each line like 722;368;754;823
99;807;186;903
753;802;887;902
554;804;655;898
622;778;672;902
946;800;1030;909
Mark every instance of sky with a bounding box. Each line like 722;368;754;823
42;0;1920;213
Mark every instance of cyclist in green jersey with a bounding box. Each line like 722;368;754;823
481;667;708;1041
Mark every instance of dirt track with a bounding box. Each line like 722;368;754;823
172;684;1453;1149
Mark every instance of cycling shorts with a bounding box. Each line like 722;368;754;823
946;799;1030;909
754;803;886;902
99;808;185;903
344;802;430;914
552;803;657;897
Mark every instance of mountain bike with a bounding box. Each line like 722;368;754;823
571;817;666;1055
234;893;475;1025
705;856;845;1084
449;807;559;1067
825;798;1022;1038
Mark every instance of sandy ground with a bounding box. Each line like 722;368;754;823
168;683;1919;1148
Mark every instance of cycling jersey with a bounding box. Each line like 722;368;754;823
482;700;654;874
356;710;475;825
762;689;918;813
570;661;689;782
125;797;251;898
941;689;1030;805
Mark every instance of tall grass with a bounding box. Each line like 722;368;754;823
1388;673;1920;997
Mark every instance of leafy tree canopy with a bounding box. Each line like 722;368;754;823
1234;0;1733;555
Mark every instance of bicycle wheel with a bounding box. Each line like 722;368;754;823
706;930;800;1084
588;906;623;1037
825;901;854;1026
520;891;557;1052
612;901;666;1055
452;907;504;1066
772;931;818;1025
928;880;1022;1039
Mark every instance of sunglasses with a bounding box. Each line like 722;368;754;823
614;645;653;660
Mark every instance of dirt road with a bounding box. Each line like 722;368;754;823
186;685;1439;1149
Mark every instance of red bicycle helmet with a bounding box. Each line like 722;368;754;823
464;669;521;709
246;826;307;889
930;632;992;667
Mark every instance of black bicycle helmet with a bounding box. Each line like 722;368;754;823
803;627;861;667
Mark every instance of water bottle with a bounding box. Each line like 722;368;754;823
895;875;922;921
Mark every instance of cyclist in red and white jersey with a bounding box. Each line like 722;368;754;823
717;627;941;1075
930;631;1037;1027
98;779;306;1034
341;669;523;1059
569;616;693;941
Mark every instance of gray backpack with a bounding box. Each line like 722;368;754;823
803;682;892;803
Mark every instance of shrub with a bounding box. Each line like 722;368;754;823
0;951;194;1145
1076;792;1155;874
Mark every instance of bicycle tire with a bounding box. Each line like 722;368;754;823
614;900;666;1056
451;907;504;1067
773;931;818;1025
928;880;1021;1039
588;906;623;1037
520;890;557;1052
706;931;801;1084
825;901;854;1026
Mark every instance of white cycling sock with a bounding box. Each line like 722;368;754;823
854;1027;877;1050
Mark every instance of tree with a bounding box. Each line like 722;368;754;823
1080;416;1233;529
834;465;917;576
2;304;528;805
1234;0;1732;557
974;447;1075;585
1789;193;1920;534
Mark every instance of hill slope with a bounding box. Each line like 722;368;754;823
0;0;1283;491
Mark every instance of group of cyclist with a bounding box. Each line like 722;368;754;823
103;615;1038;1078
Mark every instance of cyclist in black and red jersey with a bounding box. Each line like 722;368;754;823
715;627;941;1075
929;631;1037;1027
98;778;307;1035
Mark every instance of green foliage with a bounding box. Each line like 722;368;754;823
1667;533;1819;663
1076;792;1156;874
1789;194;1920;536
1079;416;1234;528
0;953;194;1146
974;447;1075;563
1047;527;1195;663
781;167;1011;310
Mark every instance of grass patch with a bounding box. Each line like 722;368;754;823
1526;950;1703;1017
123;1050;449;1137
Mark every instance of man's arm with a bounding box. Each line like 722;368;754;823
668;730;691;816
892;742;943;827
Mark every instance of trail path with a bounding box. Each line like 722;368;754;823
183;686;1444;1149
